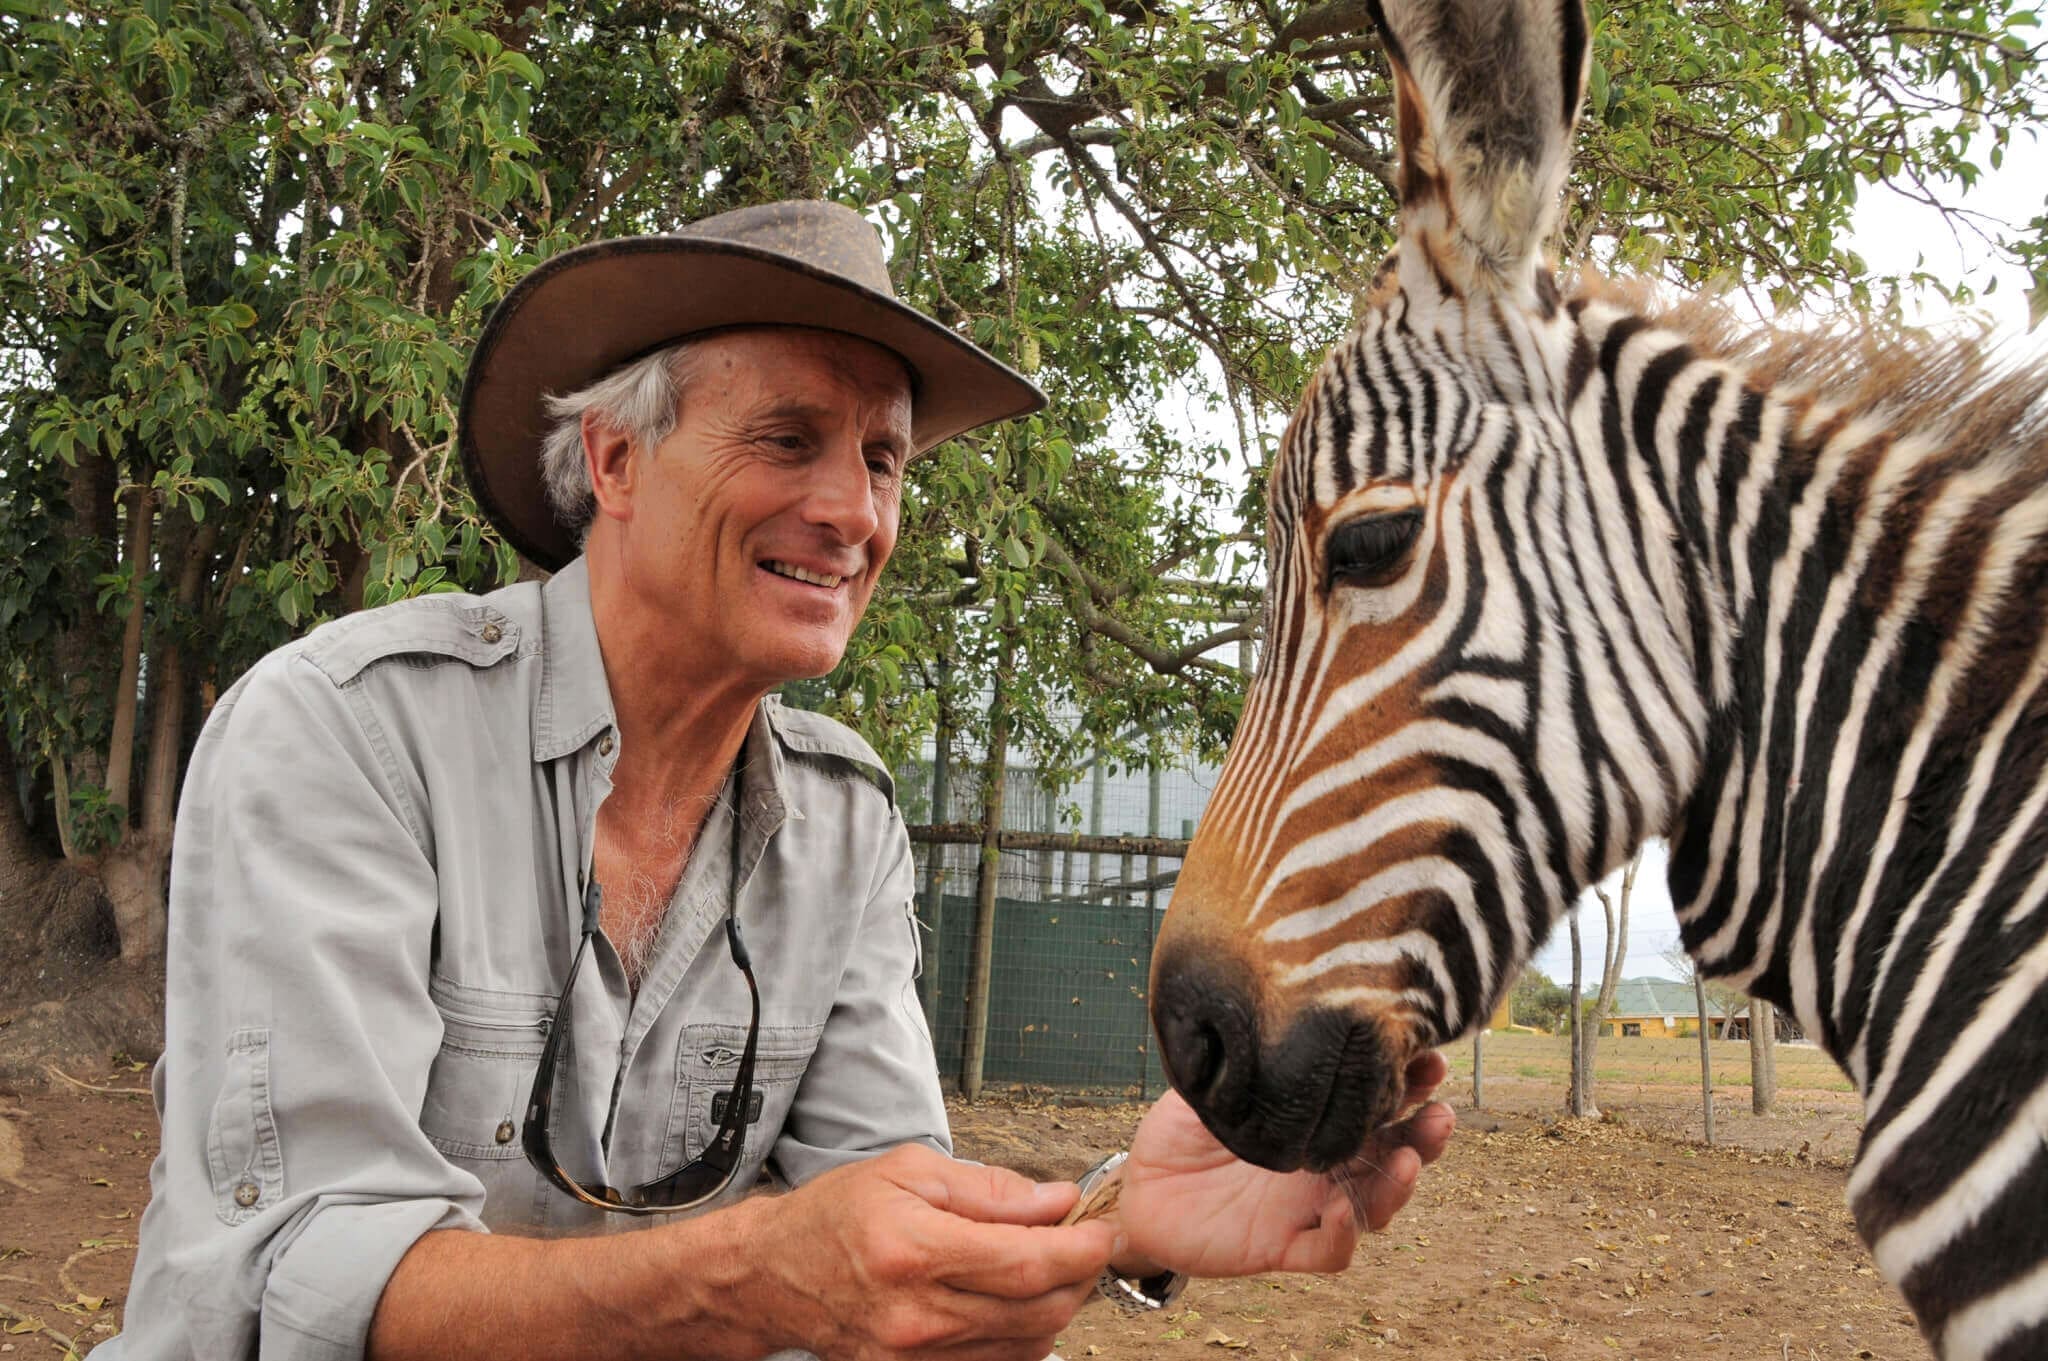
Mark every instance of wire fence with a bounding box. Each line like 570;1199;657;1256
896;752;1216;1097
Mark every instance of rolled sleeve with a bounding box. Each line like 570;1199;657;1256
769;811;951;1185
109;652;487;1360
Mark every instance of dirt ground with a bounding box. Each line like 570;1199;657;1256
0;1062;1924;1360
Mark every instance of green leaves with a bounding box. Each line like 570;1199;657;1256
2;0;2040;837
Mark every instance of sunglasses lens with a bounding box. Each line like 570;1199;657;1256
521;934;760;1215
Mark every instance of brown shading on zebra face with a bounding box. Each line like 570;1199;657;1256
1152;0;1601;1173
1152;315;1550;1170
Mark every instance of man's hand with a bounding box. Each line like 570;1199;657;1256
1113;1051;1455;1279
739;1144;1118;1361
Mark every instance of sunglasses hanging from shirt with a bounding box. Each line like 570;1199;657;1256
521;762;761;1214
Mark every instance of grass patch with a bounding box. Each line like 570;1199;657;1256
1456;1032;1855;1093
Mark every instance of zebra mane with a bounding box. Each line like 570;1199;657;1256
1569;271;2048;484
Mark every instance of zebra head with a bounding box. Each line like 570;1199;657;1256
1153;0;1709;1171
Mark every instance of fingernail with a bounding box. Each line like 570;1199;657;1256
1112;1232;1128;1260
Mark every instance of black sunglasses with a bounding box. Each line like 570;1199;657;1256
522;779;761;1214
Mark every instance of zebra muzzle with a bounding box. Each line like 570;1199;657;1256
1153;944;1401;1173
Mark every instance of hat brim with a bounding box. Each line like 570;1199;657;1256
459;235;1047;571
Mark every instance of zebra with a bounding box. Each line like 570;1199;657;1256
1146;1;2048;1356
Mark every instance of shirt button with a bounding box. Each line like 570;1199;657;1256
233;1181;260;1208
480;621;504;644
495;1120;517;1145
598;732;615;757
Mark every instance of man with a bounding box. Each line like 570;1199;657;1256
107;202;1455;1360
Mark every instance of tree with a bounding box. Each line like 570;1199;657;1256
5;0;2042;1067
1571;852;1639;1117
1750;998;1779;1115
1510;968;1574;1033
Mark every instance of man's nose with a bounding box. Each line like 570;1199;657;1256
802;440;880;544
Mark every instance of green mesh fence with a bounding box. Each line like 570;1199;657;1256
914;887;1169;1095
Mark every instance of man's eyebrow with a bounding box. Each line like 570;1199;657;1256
749;398;835;424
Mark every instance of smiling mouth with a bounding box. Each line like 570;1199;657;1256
762;560;848;588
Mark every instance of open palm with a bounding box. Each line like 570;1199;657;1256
1115;1052;1455;1278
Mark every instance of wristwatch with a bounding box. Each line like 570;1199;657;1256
1066;1151;1190;1313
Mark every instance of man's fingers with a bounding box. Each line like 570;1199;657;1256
1275;1195;1361;1274
1360;1143;1424;1232
930;1219;1119;1298
1401;1050;1450;1109
1402;1100;1457;1166
901;1278;1098;1358
897;1151;1082;1227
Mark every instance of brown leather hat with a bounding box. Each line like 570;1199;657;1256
458;200;1048;570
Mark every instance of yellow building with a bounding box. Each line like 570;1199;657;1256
1487;992;1516;1031
1599;977;1728;1039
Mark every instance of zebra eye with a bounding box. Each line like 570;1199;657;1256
1326;510;1422;589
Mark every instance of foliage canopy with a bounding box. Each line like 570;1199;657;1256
1;0;2042;943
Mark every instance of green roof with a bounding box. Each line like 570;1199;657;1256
1594;977;1729;1020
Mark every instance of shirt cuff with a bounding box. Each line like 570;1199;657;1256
261;1198;481;1358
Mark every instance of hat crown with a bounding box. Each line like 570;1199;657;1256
678;200;895;296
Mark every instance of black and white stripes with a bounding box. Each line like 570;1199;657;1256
1149;1;2048;1356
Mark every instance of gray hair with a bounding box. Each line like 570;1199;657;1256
537;340;700;539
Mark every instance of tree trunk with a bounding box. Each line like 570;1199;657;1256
1472;1026;1485;1109
54;455;118;842
141;520;216;842
918;684;952;1033
0;738;52;906
1582;855;1635;1118
1749;998;1777;1115
102;485;155;836
101;836;171;962
1567;911;1593;1117
958;636;1015;1102
1694;969;1714;1145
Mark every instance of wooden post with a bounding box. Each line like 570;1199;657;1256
1144;757;1162;915
1036;783;1056;895
1472;1027;1485;1109
1567;912;1586;1117
1087;751;1105;903
918;697;951;1033
1750;999;1777;1116
1695;971;1715;1145
959;638;1015;1101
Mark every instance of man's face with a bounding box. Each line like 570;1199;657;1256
607;327;913;689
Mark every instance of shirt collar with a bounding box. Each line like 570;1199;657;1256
533;555;803;827
535;556;617;762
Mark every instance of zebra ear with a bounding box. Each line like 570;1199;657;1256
1365;0;1589;295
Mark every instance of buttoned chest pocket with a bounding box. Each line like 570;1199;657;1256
665;1022;824;1189
419;977;556;1226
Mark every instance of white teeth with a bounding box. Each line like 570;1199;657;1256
764;560;844;588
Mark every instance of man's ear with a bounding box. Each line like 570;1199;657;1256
1366;0;1589;301
583;411;638;525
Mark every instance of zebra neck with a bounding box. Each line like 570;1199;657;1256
1639;310;2048;1103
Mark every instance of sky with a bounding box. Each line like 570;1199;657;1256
1528;124;2047;987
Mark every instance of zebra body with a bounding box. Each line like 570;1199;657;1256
1148;2;2048;1356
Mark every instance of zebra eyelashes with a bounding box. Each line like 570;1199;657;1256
1325;508;1424;591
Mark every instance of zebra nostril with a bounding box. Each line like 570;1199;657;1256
1152;948;1259;1124
1159;1009;1225;1096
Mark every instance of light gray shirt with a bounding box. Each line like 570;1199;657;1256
105;556;950;1360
